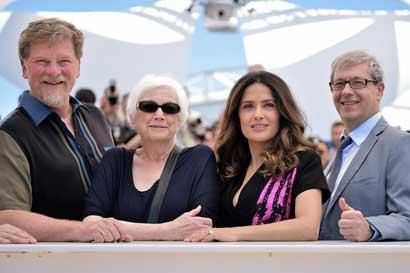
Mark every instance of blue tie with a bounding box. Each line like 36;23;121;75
328;135;353;192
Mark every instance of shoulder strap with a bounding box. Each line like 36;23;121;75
147;144;182;223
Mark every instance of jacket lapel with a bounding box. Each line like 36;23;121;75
323;118;388;218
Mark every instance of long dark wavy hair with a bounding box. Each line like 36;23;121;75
216;71;314;182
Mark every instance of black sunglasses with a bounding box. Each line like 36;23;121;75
137;101;180;114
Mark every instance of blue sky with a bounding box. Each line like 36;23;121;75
0;0;407;119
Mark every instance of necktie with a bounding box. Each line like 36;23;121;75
327;135;353;192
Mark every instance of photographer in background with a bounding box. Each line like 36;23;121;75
118;93;139;149
308;136;331;169
100;79;137;147
203;119;220;152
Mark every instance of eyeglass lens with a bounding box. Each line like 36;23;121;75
330;78;376;91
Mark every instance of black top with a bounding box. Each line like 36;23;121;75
218;150;330;227
0;92;113;220
84;144;220;223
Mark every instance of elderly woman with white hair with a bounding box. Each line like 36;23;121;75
83;75;219;241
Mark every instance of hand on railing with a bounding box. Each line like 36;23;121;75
161;206;212;241
0;224;37;244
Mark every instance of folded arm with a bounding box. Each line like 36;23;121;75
0;210;128;242
84;206;212;241
186;189;322;242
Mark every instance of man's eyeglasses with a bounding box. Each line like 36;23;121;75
329;78;378;92
137;101;180;114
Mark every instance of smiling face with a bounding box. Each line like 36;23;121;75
239;82;280;150
22;39;80;108
332;63;384;132
134;86;181;143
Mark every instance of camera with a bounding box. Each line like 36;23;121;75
107;79;118;106
204;1;238;32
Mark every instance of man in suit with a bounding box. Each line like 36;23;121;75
319;50;410;241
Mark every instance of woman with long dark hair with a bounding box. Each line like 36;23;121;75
186;71;329;242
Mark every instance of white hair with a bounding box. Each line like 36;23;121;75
127;75;189;128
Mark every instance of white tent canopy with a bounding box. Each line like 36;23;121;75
240;2;410;135
0;6;195;99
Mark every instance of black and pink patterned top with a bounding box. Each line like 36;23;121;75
218;150;330;227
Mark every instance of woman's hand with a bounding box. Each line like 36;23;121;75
161;206;212;241
184;227;214;242
184;227;239;242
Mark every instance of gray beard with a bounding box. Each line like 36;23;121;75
41;92;69;108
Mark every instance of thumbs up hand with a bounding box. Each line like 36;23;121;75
339;197;354;212
338;198;372;241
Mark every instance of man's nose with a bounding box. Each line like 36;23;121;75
340;82;355;94
46;62;61;77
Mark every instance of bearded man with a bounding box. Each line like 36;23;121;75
0;18;131;243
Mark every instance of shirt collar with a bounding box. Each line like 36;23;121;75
346;112;382;146
20;91;84;126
